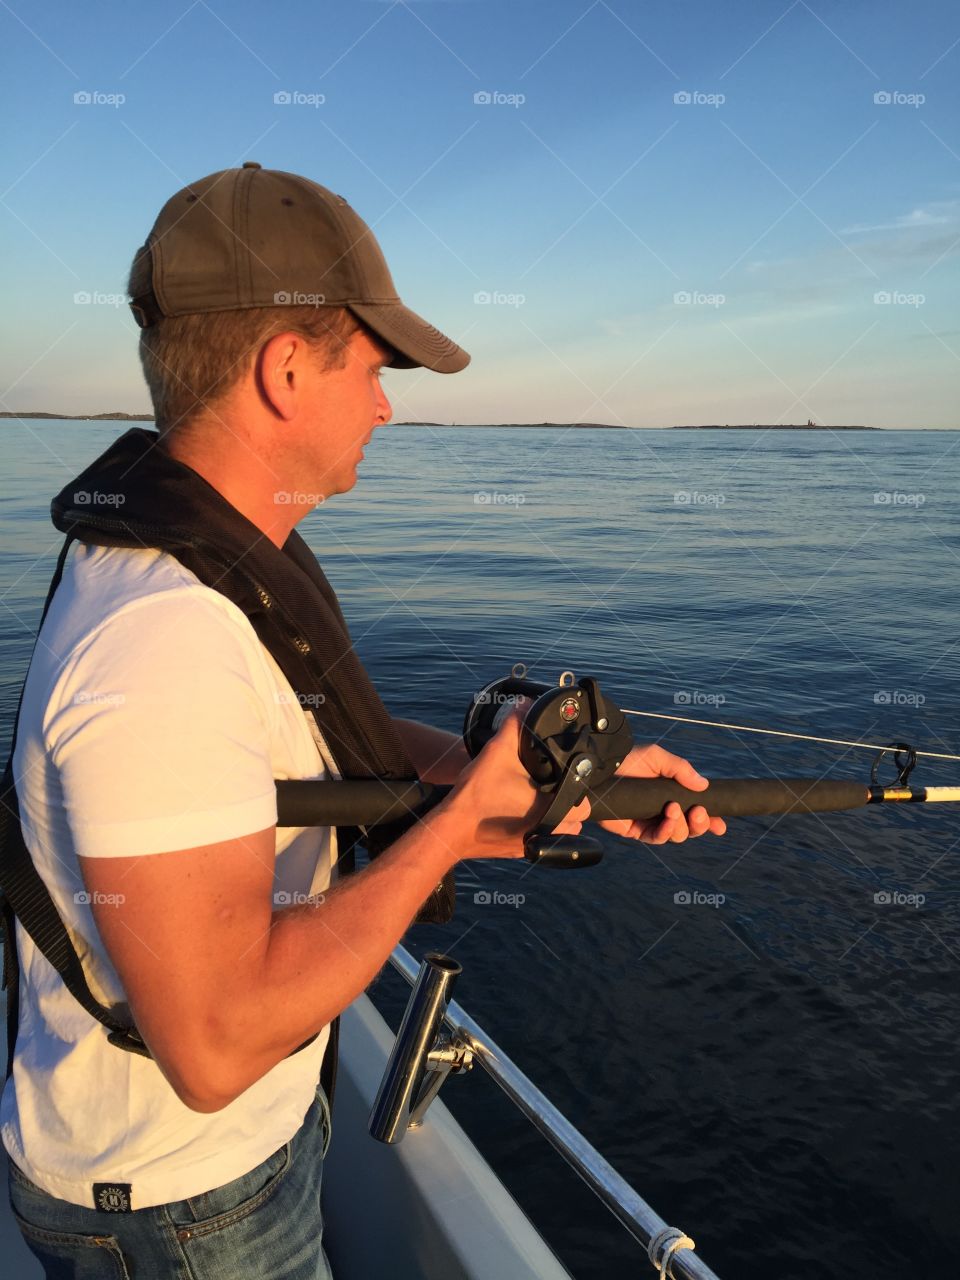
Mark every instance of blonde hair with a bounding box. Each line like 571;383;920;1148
127;246;362;436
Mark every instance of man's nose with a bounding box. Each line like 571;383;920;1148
374;380;392;425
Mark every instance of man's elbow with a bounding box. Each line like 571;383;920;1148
141;998;289;1113
165;1063;237;1113
179;1086;236;1114
154;1037;245;1114
173;1069;244;1114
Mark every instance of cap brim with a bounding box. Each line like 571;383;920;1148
348;301;470;373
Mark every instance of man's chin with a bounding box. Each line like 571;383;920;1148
328;467;360;498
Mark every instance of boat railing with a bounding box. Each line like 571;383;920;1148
386;944;722;1280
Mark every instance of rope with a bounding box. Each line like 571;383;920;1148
622;708;960;763
648;1226;697;1278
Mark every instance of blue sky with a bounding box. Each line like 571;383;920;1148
1;0;958;426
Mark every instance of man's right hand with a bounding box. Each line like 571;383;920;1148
440;704;590;862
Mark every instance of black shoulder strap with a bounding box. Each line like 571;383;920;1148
1;537;329;1091
0;761;151;1070
0;538;144;1079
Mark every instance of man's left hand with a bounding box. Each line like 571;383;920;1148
596;743;727;845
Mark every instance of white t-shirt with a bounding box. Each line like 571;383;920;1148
0;541;339;1210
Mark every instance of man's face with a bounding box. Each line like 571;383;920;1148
302;326;393;497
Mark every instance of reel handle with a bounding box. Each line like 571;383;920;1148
523;832;604;868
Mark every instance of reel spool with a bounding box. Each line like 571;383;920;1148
462;663;550;759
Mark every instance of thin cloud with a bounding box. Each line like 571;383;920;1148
841;201;958;235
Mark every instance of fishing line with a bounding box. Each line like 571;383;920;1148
620;708;960;763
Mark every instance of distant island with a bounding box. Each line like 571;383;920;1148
0;411;153;421
395;420;878;430
670;430;875;435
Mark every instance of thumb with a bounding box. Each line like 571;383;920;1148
489;694;531;745
646;744;709;791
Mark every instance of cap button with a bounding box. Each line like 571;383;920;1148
242;161;262;170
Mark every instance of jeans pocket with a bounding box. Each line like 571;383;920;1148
172;1140;292;1241
167;1124;329;1280
10;1207;131;1280
315;1085;332;1161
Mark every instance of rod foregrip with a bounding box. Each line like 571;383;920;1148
588;776;869;821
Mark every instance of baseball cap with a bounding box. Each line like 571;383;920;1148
128;162;470;374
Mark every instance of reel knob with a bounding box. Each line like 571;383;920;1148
523;833;604;869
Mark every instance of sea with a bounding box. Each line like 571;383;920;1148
2;420;959;1278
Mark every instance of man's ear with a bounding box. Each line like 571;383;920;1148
256;332;305;421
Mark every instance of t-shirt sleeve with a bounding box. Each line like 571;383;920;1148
45;591;279;857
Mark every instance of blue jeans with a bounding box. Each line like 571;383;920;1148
7;1084;334;1279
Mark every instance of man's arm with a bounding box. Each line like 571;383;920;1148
78;711;564;1113
79;804;463;1112
393;717;469;783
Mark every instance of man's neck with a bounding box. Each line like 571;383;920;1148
159;429;299;550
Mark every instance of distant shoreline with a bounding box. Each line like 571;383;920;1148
0;412;154;421
4;414;951;431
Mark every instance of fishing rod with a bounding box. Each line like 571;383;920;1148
276;667;960;869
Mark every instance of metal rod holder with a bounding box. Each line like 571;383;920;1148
368;952;470;1144
386;944;723;1280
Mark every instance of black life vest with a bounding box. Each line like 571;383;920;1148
0;428;454;1106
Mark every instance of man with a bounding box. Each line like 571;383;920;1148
1;163;724;1277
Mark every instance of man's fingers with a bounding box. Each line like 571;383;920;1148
648;811;677;844
636;803;725;844
667;802;691;842
554;819;583;835
640;804;681;844
684;805;727;837
554;795;590;835
688;805;710;832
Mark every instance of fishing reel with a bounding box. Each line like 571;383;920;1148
463;664;635;868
